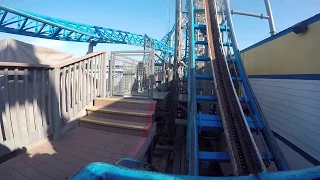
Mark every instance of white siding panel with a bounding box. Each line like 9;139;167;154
250;78;320;162
260;103;320;134
250;78;320;85
250;78;320;91
257;95;320;125
264;109;320;145
253;87;320;109
255;93;320;118
253;85;320;101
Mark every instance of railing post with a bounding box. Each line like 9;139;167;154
108;53;114;97
148;74;154;100
162;62;167;91
101;52;107;98
51;68;62;140
152;50;156;93
148;50;155;100
131;60;135;93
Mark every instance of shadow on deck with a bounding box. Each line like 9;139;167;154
0;127;150;180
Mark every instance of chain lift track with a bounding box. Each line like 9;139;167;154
185;0;289;176
204;0;265;175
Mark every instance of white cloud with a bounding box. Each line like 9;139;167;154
29;38;68;51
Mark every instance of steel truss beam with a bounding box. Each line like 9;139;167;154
0;5;173;55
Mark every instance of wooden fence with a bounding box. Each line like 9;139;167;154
0;51;107;158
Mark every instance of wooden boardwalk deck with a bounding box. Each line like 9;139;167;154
0;127;148;180
120;91;169;100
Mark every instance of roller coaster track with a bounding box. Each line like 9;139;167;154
0;4;173;55
184;0;288;176
204;0;265;175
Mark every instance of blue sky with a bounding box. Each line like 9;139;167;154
0;0;318;56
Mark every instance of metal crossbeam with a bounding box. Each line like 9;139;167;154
198;152;273;162
161;25;175;44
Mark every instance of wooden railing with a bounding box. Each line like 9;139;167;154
0;51;107;157
58;51;107;137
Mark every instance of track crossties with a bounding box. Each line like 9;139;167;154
204;0;265;175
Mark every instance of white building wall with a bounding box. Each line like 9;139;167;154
249;78;320;167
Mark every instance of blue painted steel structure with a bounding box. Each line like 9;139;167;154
185;0;289;176
223;0;288;171
72;162;320;180
0;4;173;56
158;25;175;61
161;25;175;44
0;1;319;179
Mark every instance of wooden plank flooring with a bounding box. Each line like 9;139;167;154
0;127;147;180
120;91;169;100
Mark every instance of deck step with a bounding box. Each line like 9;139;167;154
80;116;153;137
94;97;156;111
87;106;154;123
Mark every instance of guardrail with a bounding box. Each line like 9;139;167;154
0;51;107;157
109;50;156;100
0;49;169;158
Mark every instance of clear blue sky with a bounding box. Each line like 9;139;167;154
0;0;318;56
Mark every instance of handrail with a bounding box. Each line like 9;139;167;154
0;50;106;69
111;50;154;54
0;61;52;68
0;50;107;151
54;50;106;68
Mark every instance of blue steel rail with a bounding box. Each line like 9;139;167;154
0;4;173;55
72;162;320;180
